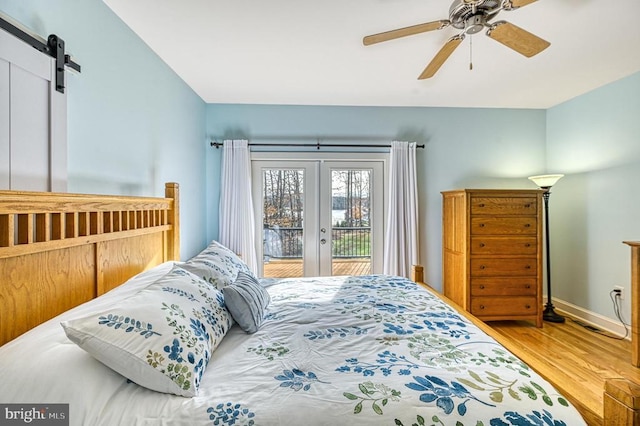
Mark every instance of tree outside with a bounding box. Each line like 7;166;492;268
262;169;372;259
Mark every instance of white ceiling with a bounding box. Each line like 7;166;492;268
104;0;640;109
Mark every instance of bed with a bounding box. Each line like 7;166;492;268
0;183;602;425
602;241;640;424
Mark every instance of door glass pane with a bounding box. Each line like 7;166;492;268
331;170;371;276
262;169;304;278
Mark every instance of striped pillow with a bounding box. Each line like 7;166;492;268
222;271;271;333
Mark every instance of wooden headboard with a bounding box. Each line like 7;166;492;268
0;182;180;346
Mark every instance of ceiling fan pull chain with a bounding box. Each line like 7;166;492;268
469;36;473;70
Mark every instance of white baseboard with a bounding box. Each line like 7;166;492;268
551;297;630;340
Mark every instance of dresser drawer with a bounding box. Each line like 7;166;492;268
471;217;537;235
471;296;538;316
471;258;537;276
471;197;537;215
470;277;537;296
471;237;537;255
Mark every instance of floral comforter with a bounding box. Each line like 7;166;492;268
214;274;585;426
0;268;586;425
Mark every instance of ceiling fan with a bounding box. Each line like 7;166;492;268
363;0;550;79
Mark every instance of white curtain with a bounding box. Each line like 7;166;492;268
219;140;258;274
383;141;419;278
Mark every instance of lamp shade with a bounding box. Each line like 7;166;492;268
528;174;564;188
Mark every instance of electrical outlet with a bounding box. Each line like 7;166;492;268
614;286;624;300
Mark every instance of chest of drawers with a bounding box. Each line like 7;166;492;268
442;189;543;327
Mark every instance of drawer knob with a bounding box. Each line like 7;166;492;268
479;285;485;289
479;223;485;228
525;243;531;247
479;305;485;310
525;284;531;289
478;203;485;208
524;223;531;228
479;265;486;270
479;243;485;248
525;265;531;269
525;304;531;309
524;203;531;208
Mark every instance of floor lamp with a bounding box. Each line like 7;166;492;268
528;174;565;323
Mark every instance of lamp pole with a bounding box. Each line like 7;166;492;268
541;187;565;323
528;174;565;323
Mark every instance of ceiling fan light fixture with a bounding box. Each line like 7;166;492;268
465;15;486;34
450;0;501;30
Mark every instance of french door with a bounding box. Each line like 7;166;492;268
251;155;385;278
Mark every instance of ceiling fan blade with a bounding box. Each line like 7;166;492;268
504;0;537;9
418;35;465;80
486;21;550;57
363;20;450;46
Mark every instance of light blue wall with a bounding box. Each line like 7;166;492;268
547;72;640;322
0;0;208;258
206;104;547;288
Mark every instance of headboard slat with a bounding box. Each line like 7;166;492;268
51;213;63;240
35;213;50;242
0;214;14;247
66;212;78;238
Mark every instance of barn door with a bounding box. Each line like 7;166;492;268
0;27;67;191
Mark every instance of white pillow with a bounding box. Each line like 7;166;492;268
222;271;271;334
61;266;233;397
179;240;253;289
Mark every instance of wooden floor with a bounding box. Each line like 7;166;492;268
489;316;640;426
263;258;371;278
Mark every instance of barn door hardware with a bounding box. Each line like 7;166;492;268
0;14;81;93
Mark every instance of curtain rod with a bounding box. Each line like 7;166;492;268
209;141;425;150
